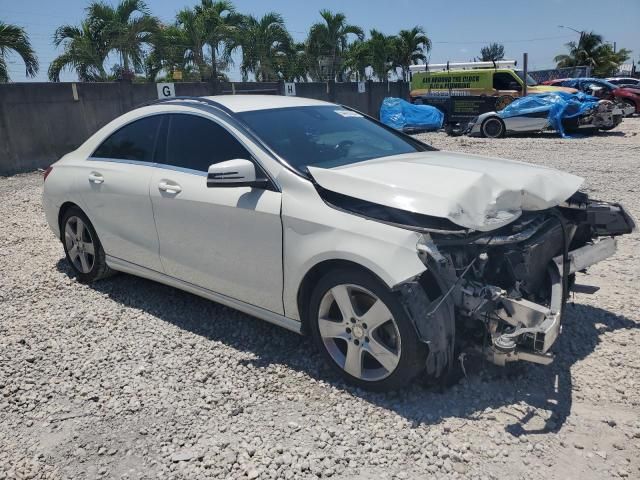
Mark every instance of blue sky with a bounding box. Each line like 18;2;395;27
2;0;639;82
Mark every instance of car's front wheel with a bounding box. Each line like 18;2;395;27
308;269;427;391
61;207;113;283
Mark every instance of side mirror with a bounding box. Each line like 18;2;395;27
207;159;270;189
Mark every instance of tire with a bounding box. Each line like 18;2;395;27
308;268;427;391
60;206;114;283
480;116;506;138
620;99;636;117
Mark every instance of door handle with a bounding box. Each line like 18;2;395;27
158;181;182;194
88;172;104;184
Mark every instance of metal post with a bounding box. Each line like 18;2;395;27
523;53;528;97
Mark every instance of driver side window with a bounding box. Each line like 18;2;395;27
493;72;518;90
162;114;251;172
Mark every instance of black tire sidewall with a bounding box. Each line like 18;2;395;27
60;207;107;283
481;117;505;138
308;268;426;391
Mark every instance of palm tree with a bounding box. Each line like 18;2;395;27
238;13;290;82
175;7;210;80
392;26;430;81
194;0;242;82
49;22;109;82
143;23;192;82
368;29;395;82
279;41;310;82
307;10;363;81
86;0;158;76
342;40;370;81
0;21;38;82
480;42;505;62
554;31;630;76
554;31;604;69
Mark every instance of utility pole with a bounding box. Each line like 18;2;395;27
523;53;528;97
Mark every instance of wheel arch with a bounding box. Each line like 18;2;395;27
296;259;390;335
58;202;83;238
57;202;101;243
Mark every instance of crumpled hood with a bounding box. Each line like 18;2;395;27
308;151;584;232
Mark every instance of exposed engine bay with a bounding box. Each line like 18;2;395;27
318;185;636;375
404;192;635;374
565;100;624;131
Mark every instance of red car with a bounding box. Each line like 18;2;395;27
543;78;640;114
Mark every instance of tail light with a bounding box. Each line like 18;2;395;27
43;166;53;182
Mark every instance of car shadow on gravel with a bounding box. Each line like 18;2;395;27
57;260;639;437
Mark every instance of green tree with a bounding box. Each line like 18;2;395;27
278;41;310;82
86;0;159;76
392;26;430;81
343;40;371;81
307;10;364;81
237;12;290;81
194;0;242;82
174;7;210;80
0;21;38;82
554;31;631;77
368;29;395;82
49;22;109;81
480;42;505;62
142;23;194;82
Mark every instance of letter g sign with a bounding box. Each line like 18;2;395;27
156;83;176;99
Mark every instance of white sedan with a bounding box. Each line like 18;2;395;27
43;95;635;391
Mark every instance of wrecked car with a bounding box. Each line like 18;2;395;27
42;95;636;391
466;91;626;138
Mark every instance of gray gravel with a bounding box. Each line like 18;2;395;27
1;119;639;480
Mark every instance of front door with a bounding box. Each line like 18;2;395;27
150;113;284;314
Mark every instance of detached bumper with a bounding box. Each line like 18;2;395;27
484;237;617;366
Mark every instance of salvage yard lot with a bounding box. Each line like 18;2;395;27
1;119;639;480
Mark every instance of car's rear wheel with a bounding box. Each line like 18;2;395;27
308;268;426;391
480;116;506;138
61;207;113;283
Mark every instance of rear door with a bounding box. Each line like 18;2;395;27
150;113;284;313
79;115;163;271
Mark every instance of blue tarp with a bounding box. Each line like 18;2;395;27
380;97;444;131
499;91;600;138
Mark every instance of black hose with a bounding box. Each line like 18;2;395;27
548;210;570;324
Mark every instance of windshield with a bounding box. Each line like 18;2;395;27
238;106;423;173
515;71;538;86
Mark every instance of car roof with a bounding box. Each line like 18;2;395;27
202;94;334;113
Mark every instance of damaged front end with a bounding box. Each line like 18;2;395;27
399;192;635;373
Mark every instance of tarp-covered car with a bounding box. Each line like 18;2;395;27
380;97;444;132
466;91;625;138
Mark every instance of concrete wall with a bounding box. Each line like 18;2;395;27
0;81;409;175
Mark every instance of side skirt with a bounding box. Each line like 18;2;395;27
106;255;303;335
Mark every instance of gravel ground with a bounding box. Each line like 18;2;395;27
1;119;639;480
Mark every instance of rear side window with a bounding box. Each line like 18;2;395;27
93;116;161;162
164;114;250;172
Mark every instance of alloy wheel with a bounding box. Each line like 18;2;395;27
317;284;401;381
64;216;95;274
